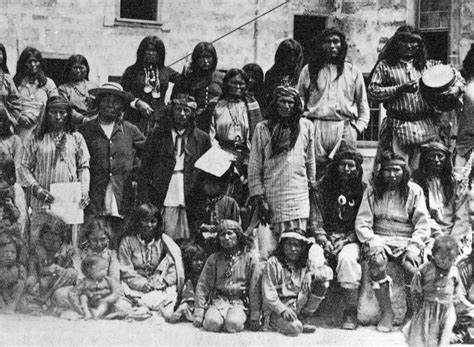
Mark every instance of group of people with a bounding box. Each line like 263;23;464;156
0;23;474;345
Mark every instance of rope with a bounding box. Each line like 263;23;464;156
169;0;290;67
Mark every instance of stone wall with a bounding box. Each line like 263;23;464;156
0;0;471;82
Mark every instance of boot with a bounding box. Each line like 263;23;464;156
298;312;317;334
341;288;359;330
373;281;394;333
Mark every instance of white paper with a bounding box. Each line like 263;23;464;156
49;182;84;224
194;146;236;177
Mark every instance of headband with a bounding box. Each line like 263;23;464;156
47;97;70;110
216;219;243;235
273;85;300;99
171;96;197;110
395;32;422;43
420;141;449;154
381;159;406;168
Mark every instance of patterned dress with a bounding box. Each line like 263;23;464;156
407;261;464;347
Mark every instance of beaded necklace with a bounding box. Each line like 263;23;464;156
72;80;88;98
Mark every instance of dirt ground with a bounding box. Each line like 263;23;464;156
0;313;409;346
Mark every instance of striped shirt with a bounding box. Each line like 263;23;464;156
368;59;440;118
297;62;370;133
248;118;316;224
19;132;90;213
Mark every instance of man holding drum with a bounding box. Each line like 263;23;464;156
369;26;447;171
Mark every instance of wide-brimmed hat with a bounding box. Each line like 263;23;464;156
280;228;311;244
89;82;135;103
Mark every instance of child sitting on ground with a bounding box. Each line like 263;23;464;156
25;216;79;310
0;234;26;313
0;159;21;232
162;242;206;323
407;235;473;346
69;255;122;320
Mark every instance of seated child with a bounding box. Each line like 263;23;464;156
194;171;241;255
69;255;121;320
262;229;333;336
0;234;26;313
407;235;473;347
77;217;120;281
0;159;21;234
52;217;125;315
25;216;79;309
162;242;206;323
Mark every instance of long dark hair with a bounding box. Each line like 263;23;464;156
134;35;166;69
221;68;248;98
267;90;303;157
272;39;304;86
0;43;9;73
373;151;411;203
35;95;75;140
308;28;348;88
242;63;264;93
412;148;454;207
273;237;309;270
181;242;206;282
14;47;47;88
321;150;365;202
190;42;218;74
123;203;163;240
377;25;427;71
63;54;90;82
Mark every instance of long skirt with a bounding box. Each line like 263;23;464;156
406;300;456;347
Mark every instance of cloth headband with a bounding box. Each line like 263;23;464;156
280;229;311;244
47;97;70;110
395;32;422;43
420;141;449;154
381;159;406;168
273;85;300;99
216;219;243;234
171;97;197;110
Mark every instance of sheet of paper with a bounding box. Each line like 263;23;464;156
194;146;236;177
49;182;84;224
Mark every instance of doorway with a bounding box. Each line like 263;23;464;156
293;15;327;65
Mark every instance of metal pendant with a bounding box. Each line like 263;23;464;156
144;85;152;94
151;90;160;99
225;269;232;278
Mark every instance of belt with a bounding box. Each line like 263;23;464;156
387;110;431;122
173;169;184;174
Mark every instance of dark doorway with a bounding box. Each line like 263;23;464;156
43;58;68;87
293;15;327;65
421;31;448;63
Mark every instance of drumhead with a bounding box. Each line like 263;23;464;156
421;64;455;90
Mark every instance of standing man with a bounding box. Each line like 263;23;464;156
140;94;211;242
297;28;370;176
79;82;146;243
369;25;444;171
309;149;366;330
